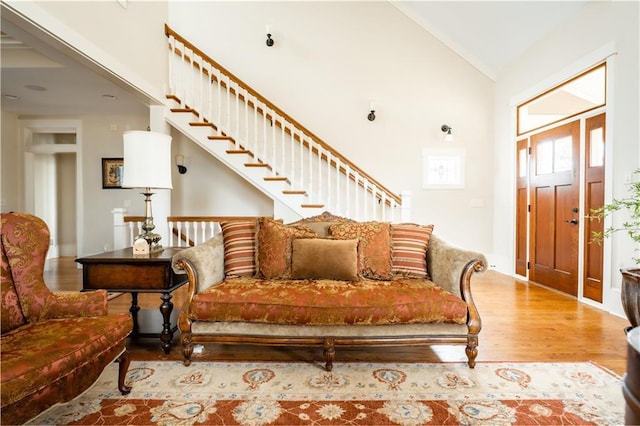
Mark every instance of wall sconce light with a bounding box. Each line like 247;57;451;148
176;154;187;174
266;25;274;47
441;124;453;141
367;101;376;121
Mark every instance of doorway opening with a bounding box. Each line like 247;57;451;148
21;119;83;261
515;63;607;304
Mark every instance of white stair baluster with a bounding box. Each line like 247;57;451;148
168;36;174;95
317;145;322;205
281;120;286;178
216;68;222;135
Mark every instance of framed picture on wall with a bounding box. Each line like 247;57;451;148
102;158;124;189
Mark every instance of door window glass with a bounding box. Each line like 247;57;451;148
518;148;527;177
517;64;605;135
554;136;573;172
537;141;553;174
589;127;604;167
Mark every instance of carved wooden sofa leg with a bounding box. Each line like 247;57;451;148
323;338;335;371
117;350;132;395
466;335;479;368
181;333;193;366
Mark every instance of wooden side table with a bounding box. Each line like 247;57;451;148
76;247;188;354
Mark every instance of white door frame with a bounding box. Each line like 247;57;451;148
20;119;83;259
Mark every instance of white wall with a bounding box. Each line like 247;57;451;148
171;130;273;216
493;1;639;313
6;1;498;257
1;111;21;212
168;1;495;253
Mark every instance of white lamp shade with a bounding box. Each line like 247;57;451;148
122;130;173;189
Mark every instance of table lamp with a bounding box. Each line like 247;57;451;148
122;130;172;253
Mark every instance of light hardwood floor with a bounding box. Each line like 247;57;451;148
46;257;630;375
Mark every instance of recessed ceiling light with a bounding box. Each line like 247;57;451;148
102;94;117;100
3;94;20;100
24;84;47;91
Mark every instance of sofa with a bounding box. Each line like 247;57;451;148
172;212;487;371
1;212;133;425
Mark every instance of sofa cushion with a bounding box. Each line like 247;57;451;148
291;238;358;281
256;218;317;279
1;245;26;334
329;221;392;280
391;223;434;279
0;314;132;412
189;277;468;325
220;220;257;277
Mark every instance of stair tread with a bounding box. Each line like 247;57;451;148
208;135;235;141
283;190;307;195
264;176;288;181
301;203;325;208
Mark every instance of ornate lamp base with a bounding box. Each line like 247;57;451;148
137;232;164;254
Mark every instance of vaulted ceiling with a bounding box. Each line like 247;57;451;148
1;1;587;117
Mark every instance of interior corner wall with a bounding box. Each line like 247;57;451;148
492;1;640;284
168;1;495;254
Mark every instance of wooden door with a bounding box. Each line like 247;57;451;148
529;120;580;296
583;113;606;302
515;138;529;277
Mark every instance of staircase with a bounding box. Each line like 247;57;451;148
164;25;407;222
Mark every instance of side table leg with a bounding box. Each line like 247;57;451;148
130;292;140;336
159;292;174;354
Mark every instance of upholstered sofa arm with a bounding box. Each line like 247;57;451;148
172;233;225;295
427;235;488;298
41;290;108;319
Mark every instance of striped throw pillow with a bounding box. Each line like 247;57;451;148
391;223;434;279
220;220;257;277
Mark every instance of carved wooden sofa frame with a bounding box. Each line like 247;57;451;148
172;213;487;371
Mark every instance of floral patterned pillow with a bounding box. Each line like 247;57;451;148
329;221;392;280
257;218;317;279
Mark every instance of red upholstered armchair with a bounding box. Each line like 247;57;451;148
0;212;133;425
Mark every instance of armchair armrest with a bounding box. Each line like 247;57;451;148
41;290;108;319
172;233;225;294
172;233;225;334
427;235;487;298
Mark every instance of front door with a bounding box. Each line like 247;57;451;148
529;120;580;296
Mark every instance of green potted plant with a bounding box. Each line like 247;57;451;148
590;168;640;332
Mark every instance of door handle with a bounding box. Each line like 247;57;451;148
563;219;578;225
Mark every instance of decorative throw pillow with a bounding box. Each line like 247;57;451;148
329;221;392;280
291;238;359;281
220;220;257;277
390;223;434;279
257;218;317;279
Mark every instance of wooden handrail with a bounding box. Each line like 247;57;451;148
164;24;401;205
124;216;271;223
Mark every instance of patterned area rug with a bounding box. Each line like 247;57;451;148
28;361;623;425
